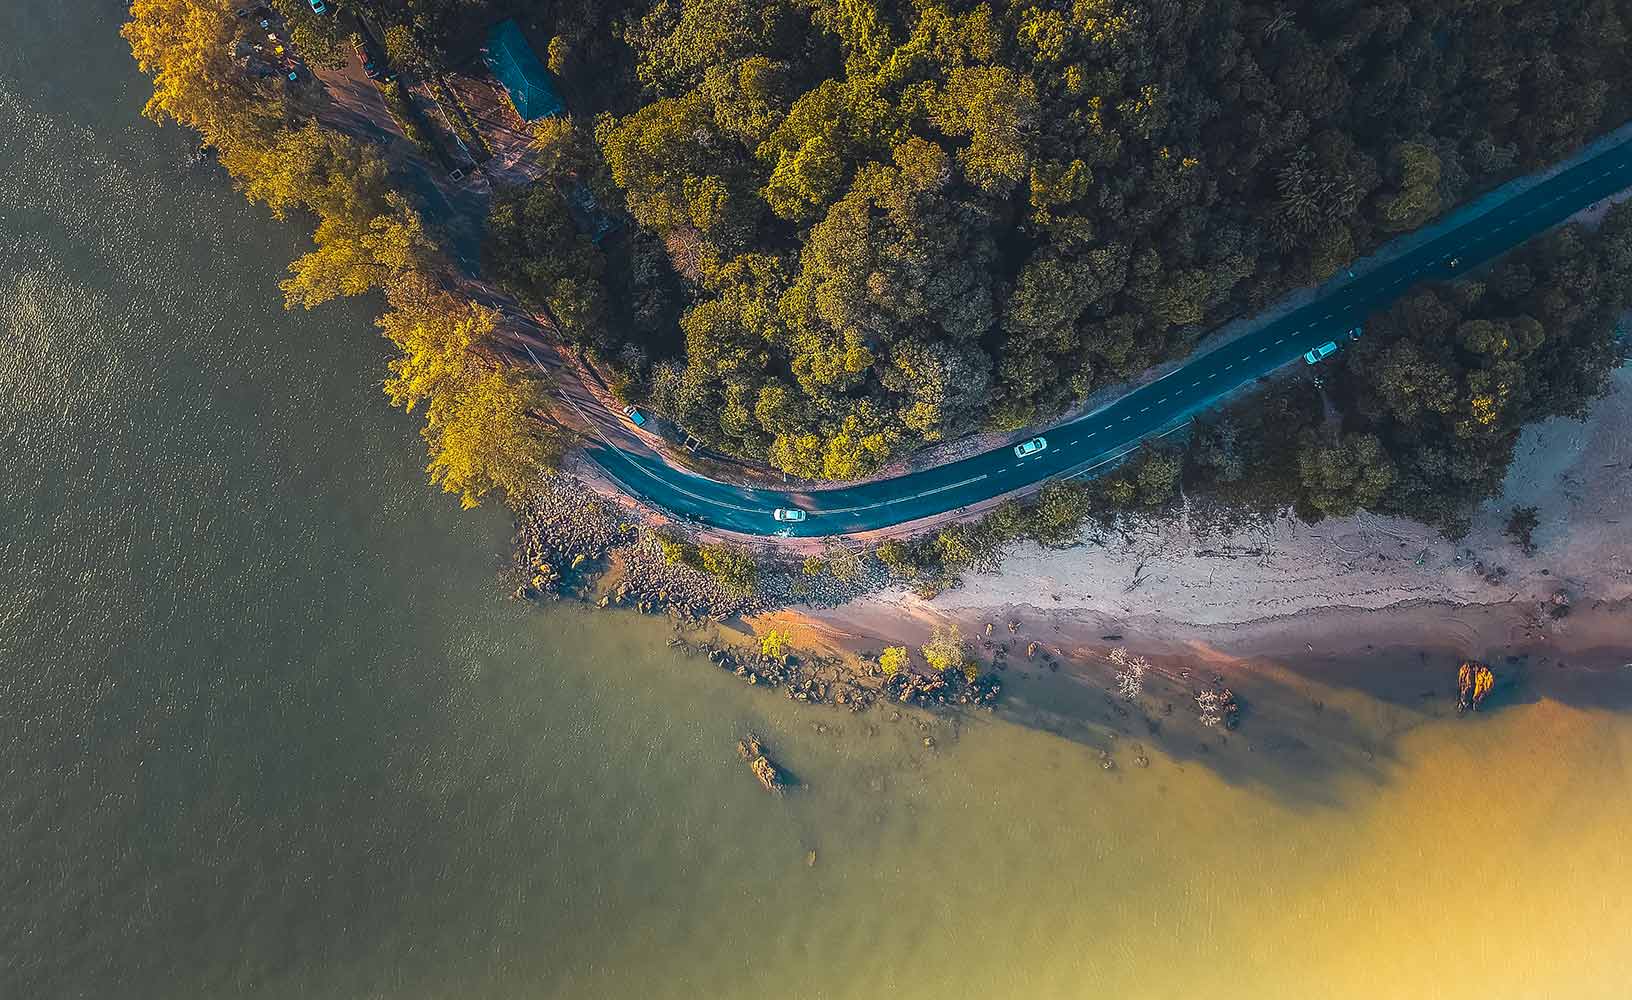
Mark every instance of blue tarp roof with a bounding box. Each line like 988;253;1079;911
483;19;563;121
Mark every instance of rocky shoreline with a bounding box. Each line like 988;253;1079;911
510;473;1005;717
512;474;883;616
688;641;1002;713
511;474;761;620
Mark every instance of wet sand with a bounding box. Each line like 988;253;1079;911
760;594;1632;795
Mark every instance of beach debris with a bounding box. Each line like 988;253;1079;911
1108;647;1148;701
1549;589;1572;618
1456;660;1496;712
737;734;786;794
1196;685;1241;728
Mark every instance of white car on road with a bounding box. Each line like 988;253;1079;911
1013;436;1048;458
772;508;806;523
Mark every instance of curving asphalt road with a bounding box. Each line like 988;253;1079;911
548;135;1632;538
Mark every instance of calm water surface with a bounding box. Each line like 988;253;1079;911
4;8;1632;999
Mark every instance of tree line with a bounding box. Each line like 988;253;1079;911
125;0;1632;538
859;210;1631;597
125;0;560;509
1237;206;1632;537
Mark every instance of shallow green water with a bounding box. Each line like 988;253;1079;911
6;9;1632;1000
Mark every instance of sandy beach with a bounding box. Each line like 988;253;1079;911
749;363;1632;783
775;358;1631;641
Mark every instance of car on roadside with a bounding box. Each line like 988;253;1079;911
1303;341;1339;365
309;0;327;13
621;405;646;428
1347;325;1363;340
772;508;807;523
354;39;383;79
1013;436;1048;458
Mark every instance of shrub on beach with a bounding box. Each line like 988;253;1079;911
878;646;909;677
759;630;791;661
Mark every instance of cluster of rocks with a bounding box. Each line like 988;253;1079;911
513;475;636;600
885;669;1003;710
613;536;765;620
509;478;1011;724
977;636;1061;674
512;475;897;624
701;645;878;710
736;734;785;793
513;477;771;618
690;641;1006;715
756;562;891;610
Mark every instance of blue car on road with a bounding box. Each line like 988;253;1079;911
1303;341;1339;365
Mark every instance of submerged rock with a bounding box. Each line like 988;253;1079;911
736;734;785;794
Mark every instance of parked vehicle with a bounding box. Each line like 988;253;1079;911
1303;341;1339;365
772;508;807;523
309;0;327;14
621;405;646;428
1347;325;1363;340
1013;436;1048;458
354;39;383;79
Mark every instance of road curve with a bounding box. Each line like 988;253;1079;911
559;136;1632;538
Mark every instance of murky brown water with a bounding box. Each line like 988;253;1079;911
4;7;1630;999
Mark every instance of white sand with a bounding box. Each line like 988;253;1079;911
884;364;1632;629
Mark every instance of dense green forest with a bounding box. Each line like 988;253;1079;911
125;0;1631;589
1194;207;1632;535
869;207;1631;595
402;0;1631;481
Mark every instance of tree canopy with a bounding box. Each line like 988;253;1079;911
1188;207;1632;534
126;0;561;509
498;0;1632;479
379;279;563;508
